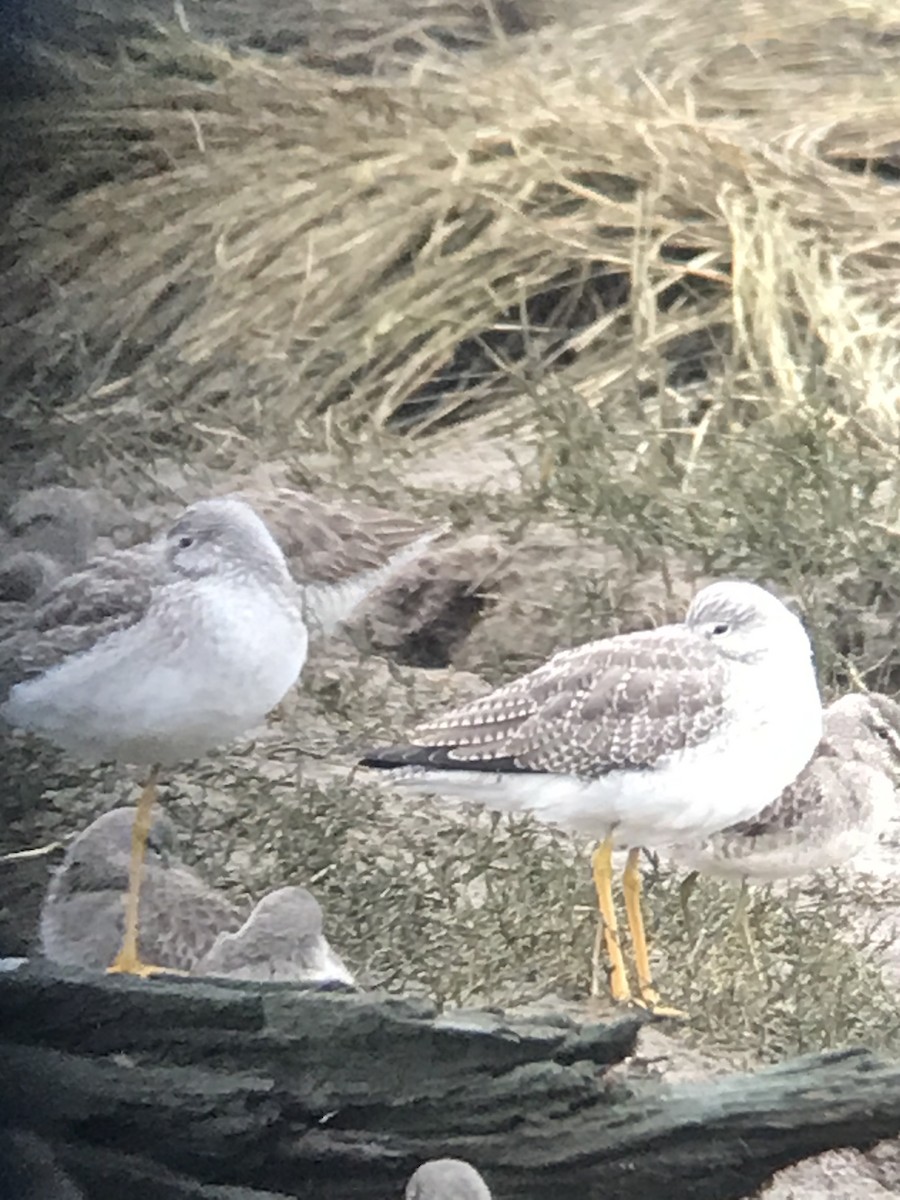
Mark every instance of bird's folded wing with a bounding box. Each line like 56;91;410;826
233;487;445;585
143;869;244;972
718;754;851;840
0;547;162;687
369;630;730;775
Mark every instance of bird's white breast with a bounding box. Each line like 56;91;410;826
3;576;307;764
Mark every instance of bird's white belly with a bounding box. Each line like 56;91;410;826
670;828;871;883
671;766;896;882
3;581;307;764
388;704;823;847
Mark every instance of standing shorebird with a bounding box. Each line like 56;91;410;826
672;692;900;950
194;885;355;985
360;581;822;1011
1;497;309;977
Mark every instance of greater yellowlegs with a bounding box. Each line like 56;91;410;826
194;885;355;985
0;486;100;605
360;581;822;1011
2;496;308;977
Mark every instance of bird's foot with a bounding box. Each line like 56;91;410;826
631;983;687;1019
587;986;685;1019
636;997;688;1019
638;988;686;1017
107;949;186;978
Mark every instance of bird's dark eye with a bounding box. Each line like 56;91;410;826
177;535;194;550
22;513;54;529
711;622;729;635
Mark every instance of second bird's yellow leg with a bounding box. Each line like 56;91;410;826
107;766;173;979
623;847;685;1017
679;869;700;940
733;878;763;979
591;837;632;1003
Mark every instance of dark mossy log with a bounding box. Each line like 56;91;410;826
1;964;900;1200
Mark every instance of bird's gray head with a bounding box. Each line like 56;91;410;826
54;807;180;894
6;486;96;566
825;692;900;776
165;498;290;585
405;1158;492;1200
197;886;332;977
0;549;62;602
685;581;812;664
239;886;324;942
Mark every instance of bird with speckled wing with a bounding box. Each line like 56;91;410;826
360;580;822;1013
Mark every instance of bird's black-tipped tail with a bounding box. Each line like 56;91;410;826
357;743;441;771
358;743;524;774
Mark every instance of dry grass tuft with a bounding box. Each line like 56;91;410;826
2;0;900;459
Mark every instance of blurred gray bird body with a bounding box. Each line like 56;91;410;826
672;692;900;881
0;548;65;604
405;1158;492;1199
5;486;98;574
0;497;309;765
39;807;242;972
229;485;446;637
194;885;355;985
361;581;823;848
0;486;100;608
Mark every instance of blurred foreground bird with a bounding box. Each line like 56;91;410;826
39;807;242;971
194;885;355;985
405;1158;492;1199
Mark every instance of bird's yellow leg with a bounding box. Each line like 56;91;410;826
590;837;632;1004
679;869;700;941
107;766;172;979
623;848;685;1017
732;878;763;980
